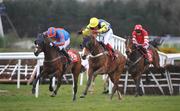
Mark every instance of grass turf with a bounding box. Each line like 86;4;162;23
0;77;180;111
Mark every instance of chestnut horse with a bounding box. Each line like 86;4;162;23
125;36;164;96
32;33;82;101
80;34;126;100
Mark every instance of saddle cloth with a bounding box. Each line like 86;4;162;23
147;49;153;62
67;50;79;63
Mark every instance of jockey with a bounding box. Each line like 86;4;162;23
78;17;116;60
44;27;72;64
132;24;150;64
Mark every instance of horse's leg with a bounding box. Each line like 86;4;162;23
134;74;142;97
88;74;96;94
102;75;109;94
145;68;151;84
108;74;115;99
51;72;63;97
49;75;54;92
72;72;80;101
71;63;81;101
109;73;122;100
80;68;93;98
32;73;41;94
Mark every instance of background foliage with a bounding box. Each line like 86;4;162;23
0;76;180;111
2;0;180;38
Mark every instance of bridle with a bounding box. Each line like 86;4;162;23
34;33;62;63
125;37;144;67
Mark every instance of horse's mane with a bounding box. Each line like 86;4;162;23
82;36;105;53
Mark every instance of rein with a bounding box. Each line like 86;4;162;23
128;55;143;68
88;51;109;58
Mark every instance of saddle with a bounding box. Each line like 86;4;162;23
99;42;117;60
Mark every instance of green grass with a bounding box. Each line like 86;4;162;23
0;76;180;111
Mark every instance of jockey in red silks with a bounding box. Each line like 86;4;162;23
132;24;150;64
78;17;116;60
44;27;72;64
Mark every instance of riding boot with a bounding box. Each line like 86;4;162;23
98;41;107;50
105;43;116;60
61;48;72;64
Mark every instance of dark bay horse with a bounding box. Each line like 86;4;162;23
32;33;82;101
125;36;164;96
80;33;126;100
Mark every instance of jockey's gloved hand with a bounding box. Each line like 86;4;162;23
49;42;54;47
136;44;143;48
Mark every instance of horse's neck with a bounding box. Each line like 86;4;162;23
43;46;59;61
91;43;105;56
129;50;142;61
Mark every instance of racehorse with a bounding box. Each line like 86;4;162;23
125;36;164;96
32;33;82;101
80;33;126;100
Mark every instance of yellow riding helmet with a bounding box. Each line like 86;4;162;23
89;17;99;28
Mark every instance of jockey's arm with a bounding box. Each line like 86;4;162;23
52;35;65;46
132;36;138;44
82;26;91;36
143;35;149;49
98;22;109;33
53;41;65;46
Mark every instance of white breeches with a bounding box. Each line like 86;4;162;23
96;29;113;46
58;38;70;50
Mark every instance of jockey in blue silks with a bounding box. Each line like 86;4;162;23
43;27;71;64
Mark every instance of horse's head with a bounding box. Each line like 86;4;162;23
125;36;135;57
81;33;101;59
125;36;140;57
125;36;145;61
34;33;51;56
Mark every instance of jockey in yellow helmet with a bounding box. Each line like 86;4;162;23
78;17;116;60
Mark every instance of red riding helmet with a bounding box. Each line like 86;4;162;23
47;27;56;38
134;24;143;31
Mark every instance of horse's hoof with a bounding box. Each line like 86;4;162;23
50;92;56;97
49;87;53;92
135;93;138;97
102;90;109;94
32;89;35;94
80;95;85;98
72;97;76;101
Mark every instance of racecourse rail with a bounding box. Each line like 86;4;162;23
0;35;180;97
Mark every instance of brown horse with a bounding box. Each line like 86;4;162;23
32;33;82;101
80;33;126;100
125;36;164;96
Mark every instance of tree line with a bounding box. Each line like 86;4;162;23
2;0;180;38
